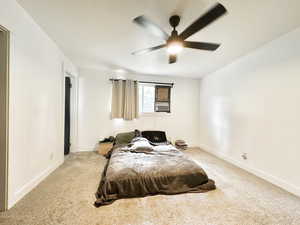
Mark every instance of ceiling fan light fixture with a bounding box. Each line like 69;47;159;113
132;3;227;63
167;41;183;55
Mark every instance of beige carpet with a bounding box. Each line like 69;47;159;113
1;148;300;225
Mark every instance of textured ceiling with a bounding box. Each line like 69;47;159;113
17;0;300;77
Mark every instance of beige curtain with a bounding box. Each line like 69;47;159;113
111;79;139;120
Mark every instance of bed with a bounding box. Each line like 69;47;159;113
95;136;215;207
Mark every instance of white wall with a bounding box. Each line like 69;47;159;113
199;27;300;196
77;68;201;151
0;0;77;208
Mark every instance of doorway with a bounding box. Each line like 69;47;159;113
64;77;72;155
0;26;9;211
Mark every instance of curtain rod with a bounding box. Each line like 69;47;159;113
109;78;174;87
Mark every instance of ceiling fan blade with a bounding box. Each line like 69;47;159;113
169;54;177;64
179;3;227;40
184;41;220;51
133;15;169;40
132;44;166;55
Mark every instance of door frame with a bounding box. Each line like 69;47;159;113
0;25;10;211
62;66;78;154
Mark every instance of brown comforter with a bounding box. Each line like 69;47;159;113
95;137;215;207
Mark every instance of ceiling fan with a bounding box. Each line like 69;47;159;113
132;2;227;64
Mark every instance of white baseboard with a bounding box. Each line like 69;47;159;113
74;147;96;152
8;159;63;209
199;144;300;198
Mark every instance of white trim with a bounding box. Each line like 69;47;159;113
76;147;96;152
67;75;79;153
199;144;300;197
139;112;172;117
8;160;63;209
60;63;66;158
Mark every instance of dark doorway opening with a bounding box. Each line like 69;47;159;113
64;77;72;155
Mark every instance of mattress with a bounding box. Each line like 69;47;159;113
95;137;215;207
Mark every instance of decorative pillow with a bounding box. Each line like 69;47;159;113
114;131;136;145
141;131;167;143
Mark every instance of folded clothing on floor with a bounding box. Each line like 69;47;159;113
175;140;188;150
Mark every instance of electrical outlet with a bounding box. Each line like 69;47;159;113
242;153;247;160
50;153;54;160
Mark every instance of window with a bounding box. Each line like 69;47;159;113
139;84;171;113
139;84;155;113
